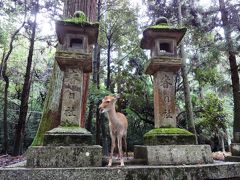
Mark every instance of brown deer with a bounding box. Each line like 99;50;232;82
99;95;128;166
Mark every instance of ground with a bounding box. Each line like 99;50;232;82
0;155;25;167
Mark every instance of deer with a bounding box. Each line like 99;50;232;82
99;95;128;167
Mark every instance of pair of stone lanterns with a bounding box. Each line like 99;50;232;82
27;13;213;167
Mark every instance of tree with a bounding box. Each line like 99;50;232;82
177;0;197;143
13;0;39;156
195;93;228;151
0;0;27;154
218;0;240;143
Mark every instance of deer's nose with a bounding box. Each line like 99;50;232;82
99;108;104;113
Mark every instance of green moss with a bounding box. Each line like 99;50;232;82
144;128;193;138
147;23;187;32
63;11;87;24
48;126;91;134
148;23;170;29
63;17;88;24
31;62;62;146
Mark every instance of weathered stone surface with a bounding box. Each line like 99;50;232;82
234;132;240;143
145;57;182;75
43;127;92;146
225;156;240;162
55;51;92;72
60;68;83;126
144;134;196;145
153;71;179;128
230;143;240;156
26;145;102;167
1;162;240;180
134;145;213;165
143;128;196;145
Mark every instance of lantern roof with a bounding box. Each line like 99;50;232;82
140;17;187;49
55;11;99;45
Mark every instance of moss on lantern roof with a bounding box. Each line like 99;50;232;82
145;16;186;31
144;128;193;138
64;10;87;24
59;11;98;26
146;23;187;32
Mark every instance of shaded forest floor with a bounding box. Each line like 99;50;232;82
0;155;26;167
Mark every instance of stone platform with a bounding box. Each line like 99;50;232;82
134;145;213;165
1;161;240;180
26;145;102;168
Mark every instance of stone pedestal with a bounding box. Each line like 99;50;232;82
225;132;240;162
27;126;102;167
143;128;196;145
26;145;102;168
225;143;240;162
43;127;92;146
134;145;213;165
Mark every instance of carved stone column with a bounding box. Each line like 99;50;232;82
134;17;213;166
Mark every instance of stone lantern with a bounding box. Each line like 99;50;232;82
26;12;102;168
55;12;98;126
134;17;213;165
141;17;186;128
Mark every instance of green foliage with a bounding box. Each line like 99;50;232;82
195;93;228;137
194;67;220;86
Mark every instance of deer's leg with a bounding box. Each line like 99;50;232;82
108;135;115;167
117;135;124;166
123;135;128;159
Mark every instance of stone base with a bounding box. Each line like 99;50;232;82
225;156;240;162
43;127;92;146
230;143;240;156
144;128;196;145
134;145;213;165
26;145;102;167
2;162;240;180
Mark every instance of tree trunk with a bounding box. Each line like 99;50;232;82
219;0;240;143
2;52;9;154
106;37;111;90
177;0;198;144
31;62;63;146
13;0;39;156
63;0;97;21
86;100;94;132
96;105;101;144
32;0;97;146
80;73;90;128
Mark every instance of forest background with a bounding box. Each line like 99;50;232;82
0;0;239;156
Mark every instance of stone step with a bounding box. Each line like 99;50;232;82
102;157;146;166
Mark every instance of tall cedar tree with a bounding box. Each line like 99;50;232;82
219;0;240;142
177;0;198;143
13;0;39;155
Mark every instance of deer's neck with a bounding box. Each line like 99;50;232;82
107;106;119;125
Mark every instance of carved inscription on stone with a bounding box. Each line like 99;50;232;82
61;68;83;126
154;71;176;128
159;74;173;88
